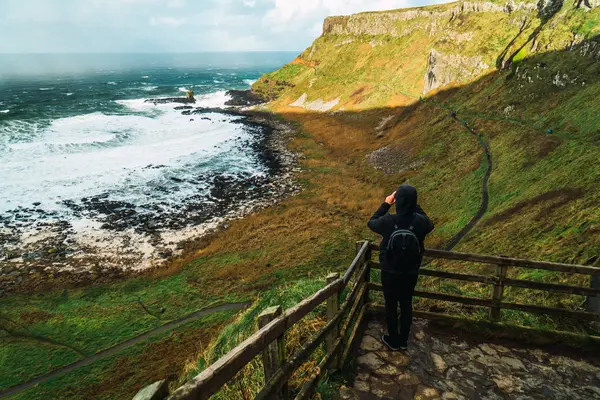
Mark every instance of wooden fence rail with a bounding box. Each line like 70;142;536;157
142;241;600;400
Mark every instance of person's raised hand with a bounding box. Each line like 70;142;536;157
385;191;396;205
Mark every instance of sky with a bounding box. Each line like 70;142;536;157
0;0;447;53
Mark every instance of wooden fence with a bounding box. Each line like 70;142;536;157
367;243;600;322
157;241;600;400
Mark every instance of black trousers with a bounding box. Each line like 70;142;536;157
381;271;419;344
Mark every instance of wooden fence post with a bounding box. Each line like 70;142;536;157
356;241;371;304
587;275;600;314
326;273;341;371
364;248;372;305
258;306;288;400
489;265;507;321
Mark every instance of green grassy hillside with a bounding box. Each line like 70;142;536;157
173;2;600;397
253;0;600;295
3;1;600;399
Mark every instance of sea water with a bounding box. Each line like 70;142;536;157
0;52;296;270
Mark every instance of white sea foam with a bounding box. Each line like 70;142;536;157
141;75;150;79
39;87;54;91
178;87;189;93
107;81;118;85
141;85;158;91
244;79;257;86
194;91;232;108
0;91;247;215
213;80;224;84
0;110;9;114
65;93;74;96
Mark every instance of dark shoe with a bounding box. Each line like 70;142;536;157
381;335;401;351
398;342;408;351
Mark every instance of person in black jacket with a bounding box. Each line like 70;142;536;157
368;184;434;350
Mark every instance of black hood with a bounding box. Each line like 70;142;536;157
395;184;417;216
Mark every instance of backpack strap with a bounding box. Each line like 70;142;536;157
394;213;419;231
408;213;420;231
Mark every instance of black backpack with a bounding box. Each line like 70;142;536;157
385;214;421;272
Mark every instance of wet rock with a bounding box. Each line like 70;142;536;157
479;343;498;356
350;317;600;400
441;393;462;400
492;375;520;393
354;371;370;392
466;347;484;359
461;361;486;375
490;344;510;353
398;372;421;386
370;375;400;398
501;356;526;370
375;350;409;368
431;352;448;374
415;385;440;400
224;90;266;107
145;97;195;105
356;353;385;370
449;341;468;351
375;364;402;376
360;335;384;352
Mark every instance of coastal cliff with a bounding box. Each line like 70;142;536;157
252;0;600;264
254;0;600;105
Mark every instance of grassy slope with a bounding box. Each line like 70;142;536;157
252;2;600;321
6;312;234;400
178;4;600;393
3;1;600;398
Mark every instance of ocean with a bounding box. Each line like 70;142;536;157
0;52;297;276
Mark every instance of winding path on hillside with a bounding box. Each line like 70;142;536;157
412;96;494;254
0;302;249;399
442;113;493;251
382;84;493;251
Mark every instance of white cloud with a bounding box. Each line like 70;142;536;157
167;0;186;7
0;0;447;53
150;16;187;27
263;0;413;35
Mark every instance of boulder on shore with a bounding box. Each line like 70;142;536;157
225;90;267;107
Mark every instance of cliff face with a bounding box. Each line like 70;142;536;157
423;49;490;93
254;0;600;106
322;2;521;36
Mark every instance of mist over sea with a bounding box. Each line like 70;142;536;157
0;52;297;273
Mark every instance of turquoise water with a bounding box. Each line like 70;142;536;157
0;53;296;123
0;53;296;260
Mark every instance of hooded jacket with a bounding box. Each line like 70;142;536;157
367;184;434;275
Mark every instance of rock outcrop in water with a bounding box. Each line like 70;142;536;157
144;97;195;105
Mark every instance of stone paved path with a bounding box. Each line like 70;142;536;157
340;317;600;400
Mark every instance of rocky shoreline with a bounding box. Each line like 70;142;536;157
0;91;300;294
